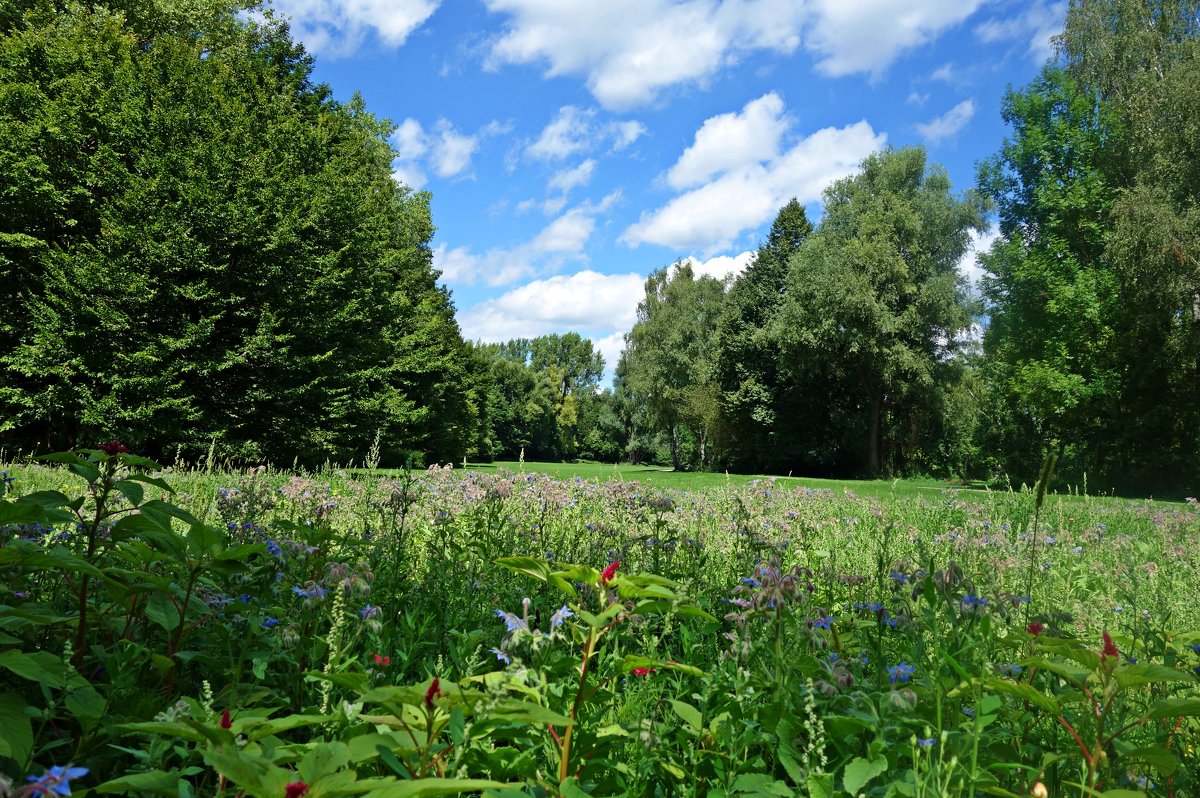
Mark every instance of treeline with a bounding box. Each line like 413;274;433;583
618;0;1200;492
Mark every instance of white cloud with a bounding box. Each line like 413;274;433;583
679;251;755;282
930;62;956;82
270;0;440;56
433;192;621;286
591;331;628;375
915;99;976;144
805;0;987;80
667;93;788;190
392;117;503;186
975;0;1066;63
527;106;595;160
483;0;807;109
622;114;885;253
957;227;999;292
548;160;596;193
458;270;645;342
907;91;929;107
609;120;647;150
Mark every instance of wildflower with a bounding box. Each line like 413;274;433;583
372;653;390;666
424;677;441;708
1026;621;1045;636
291;583;328;603
631;666;656;676
917;737;935;748
997;663;1023;677
99;441;130;456
812;615;833;630
600;561;620;586
550;604;574;630
888;662;915;684
490;647;511;664
1186;643;1200;655
219;709;232;729
285;782;309;798
494;609;528;633
358;604;380;621
1101;631;1119;661
266;540;282;557
960;594;988;608
261;617;279;628
25;765;89;797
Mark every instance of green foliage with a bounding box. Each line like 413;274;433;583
0;0;476;466
773;147;987;477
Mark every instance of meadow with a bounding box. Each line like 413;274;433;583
2;447;1199;797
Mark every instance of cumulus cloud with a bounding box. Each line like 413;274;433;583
548;160;596;193
434;193;621;286
805;0;987;79
391;117;505;188
622;103;885;252
483;0;807;109
270;0;440;56
525;106;645;161
915;99;976;144
667;93;788;190
679;251;755;282
457;270;645;342
975;0;1066;63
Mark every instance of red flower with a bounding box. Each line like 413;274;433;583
219;709;232;729
424;677;441;708
284;781;308;798
1026;621;1044;637
631;666;656;677
1101;631;1119;660
372;653;390;666
600;561;620;586
99;441;130;456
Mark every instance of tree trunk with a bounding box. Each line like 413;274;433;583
669;425;682;471
699;426;708;468
866;388;883;476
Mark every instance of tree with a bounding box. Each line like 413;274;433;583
774;147;986;476
979;0;1200;489
0;1;477;465
716;199;813;470
622;263;727;470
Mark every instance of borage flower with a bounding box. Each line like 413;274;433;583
25;765;89;797
550;604;574;630
888;662;915;684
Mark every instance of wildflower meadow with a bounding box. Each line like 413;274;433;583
2;447;1199;797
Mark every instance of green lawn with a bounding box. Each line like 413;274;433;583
455;460;979;500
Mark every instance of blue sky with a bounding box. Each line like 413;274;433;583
269;0;1064;379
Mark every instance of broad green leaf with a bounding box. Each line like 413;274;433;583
363;778;521;797
0;544;105;577
843;755;887;795
731;773;792;796
669;699;702;732
1118;745;1178;775
1145;698;1200;719
1114;663;1195;687
806;772;834;798
981;677;1060;714
0;649;68;688
112;479;145;507
95;770;183;796
298;741;351;783
0;692;33;764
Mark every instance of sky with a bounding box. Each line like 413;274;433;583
269;0;1064;382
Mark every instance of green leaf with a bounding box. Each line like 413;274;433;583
806;772;835;798
0;544;105;577
298;741;351;783
0;692;33;765
95;770;184;796
1119;745;1178;776
618;655;705;678
981;677;1060;714
363;778;521;797
1113;663;1195;687
669;699;702;733
203;747;290;795
0;649;68;688
112;479;145;507
843;756;887;795
1145;698;1200;719
65;685;107;730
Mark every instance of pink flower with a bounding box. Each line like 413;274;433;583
631;666;656;677
600;561;620;586
219;709;232;729
372;653;391;666
285;781;308;798
99;441;130;456
1026;621;1044;636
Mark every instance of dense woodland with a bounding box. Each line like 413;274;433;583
1;0;1197;493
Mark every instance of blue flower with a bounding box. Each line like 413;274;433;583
265;540;282;557
888;662;915;684
997;663;1023;677
26;765;89;796
261;617;279;628
494;609;527;633
812;615;833;630
917;737;935;749
490;647;511;664
1187;643;1200;655
550;604;574;630
358;604;380;620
